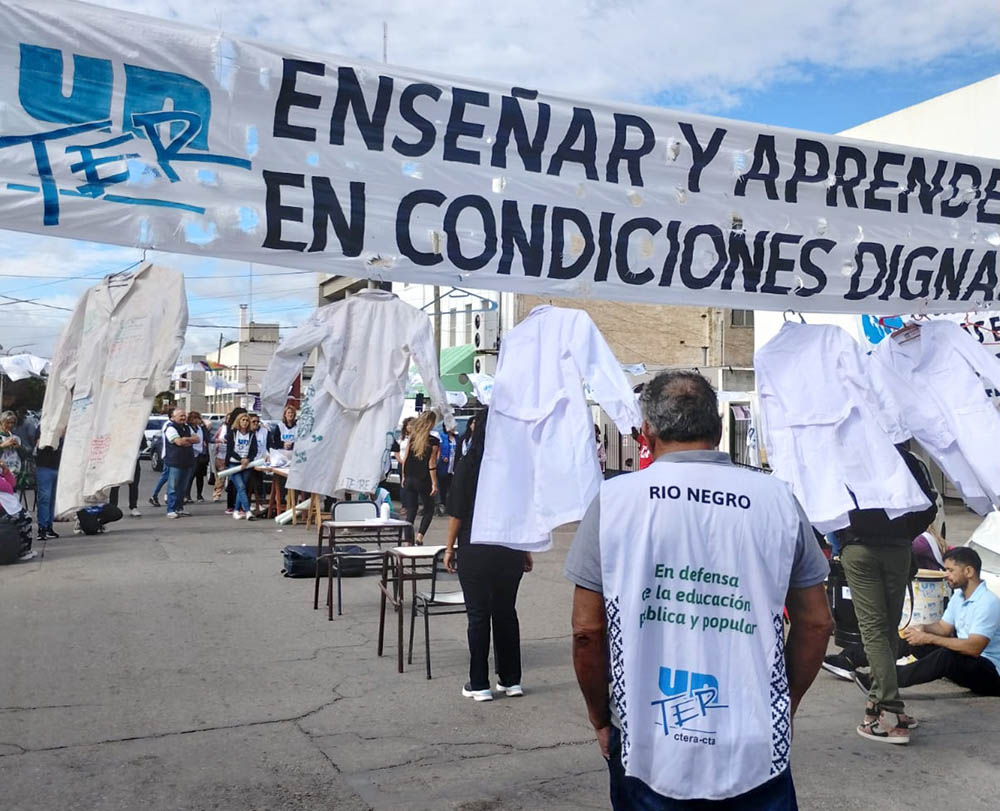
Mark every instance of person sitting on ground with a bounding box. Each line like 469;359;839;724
855;547;1000;698
1;460;35;560
0;410;24;488
912;525;948;571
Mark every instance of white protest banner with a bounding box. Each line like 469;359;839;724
2;0;1000;314
859;311;1000;359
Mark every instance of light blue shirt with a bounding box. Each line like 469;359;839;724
942;582;1000;671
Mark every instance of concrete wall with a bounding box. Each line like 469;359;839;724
515;296;754;369
839;75;1000;160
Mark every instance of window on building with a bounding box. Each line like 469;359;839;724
449;308;457;344
730;309;754;328
465;303;473;344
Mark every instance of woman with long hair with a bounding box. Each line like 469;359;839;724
224;412;257;520
444;409;532;701
216;407;246;511
400;410;439;543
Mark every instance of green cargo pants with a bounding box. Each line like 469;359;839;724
840;543;912;715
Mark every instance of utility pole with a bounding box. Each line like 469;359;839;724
433;286;442;361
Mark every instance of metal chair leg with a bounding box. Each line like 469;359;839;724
424;607;432;680
336;564;344;616
408;597;418;664
313;527;325;610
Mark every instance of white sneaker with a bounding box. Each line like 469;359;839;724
233;511;244;520
462;683;493;702
497;682;524;697
245;513;256;522
166;512;179;519
130;508;141;518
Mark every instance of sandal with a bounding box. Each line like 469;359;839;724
865;702;918;730
857;712;910;745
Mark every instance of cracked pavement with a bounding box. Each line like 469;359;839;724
2;463;999;809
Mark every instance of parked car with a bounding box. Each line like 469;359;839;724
143;416;167;460
149;431;165;471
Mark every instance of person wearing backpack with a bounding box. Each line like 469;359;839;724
835;444;938;745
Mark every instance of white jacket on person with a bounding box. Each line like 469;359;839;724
39;264;187;515
755;322;930;533
260;289;454;498
472;306;640;552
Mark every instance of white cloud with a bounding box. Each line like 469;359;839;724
83;0;1000;109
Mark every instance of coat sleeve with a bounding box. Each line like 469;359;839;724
942;320;1000;389
408;313;456;431
260;309;328;419
566;311;641;434
38;291;88;448
146;269;189;398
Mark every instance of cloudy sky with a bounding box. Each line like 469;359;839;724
1;0;998;359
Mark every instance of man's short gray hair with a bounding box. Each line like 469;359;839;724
639;372;722;445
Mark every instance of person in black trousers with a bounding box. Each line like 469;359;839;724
110;435;144;518
184;412;211;503
400;410;440;544
444;408;533;701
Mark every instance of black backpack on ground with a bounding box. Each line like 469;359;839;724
0;512;31;564
281;544;368;578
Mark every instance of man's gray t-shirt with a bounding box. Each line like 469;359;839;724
564;450;829;593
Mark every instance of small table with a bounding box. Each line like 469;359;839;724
314;518;413;619
263;467;292;520
378;545;446;673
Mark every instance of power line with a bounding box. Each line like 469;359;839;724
0;295;73;311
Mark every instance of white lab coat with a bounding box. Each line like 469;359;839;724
260;289;454;498
870;320;1000;513
38;264;187;515
754;322;930;533
472;306;641;552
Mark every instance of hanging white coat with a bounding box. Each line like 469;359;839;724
38;264;188;515
260;289;454;498
472;306;641;552
870;319;1000;513
755;322;930;533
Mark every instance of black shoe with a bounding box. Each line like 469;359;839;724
46;526;59;539
821;652;855;681
37;531;47;542
184;497;193;504
149;496;160;508
853;669;873;696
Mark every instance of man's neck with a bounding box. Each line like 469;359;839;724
650;439;717;461
963;577;982;599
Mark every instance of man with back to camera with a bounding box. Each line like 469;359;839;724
855;547;1000;697
565;371;832;809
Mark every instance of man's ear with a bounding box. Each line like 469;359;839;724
641;420;656;449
